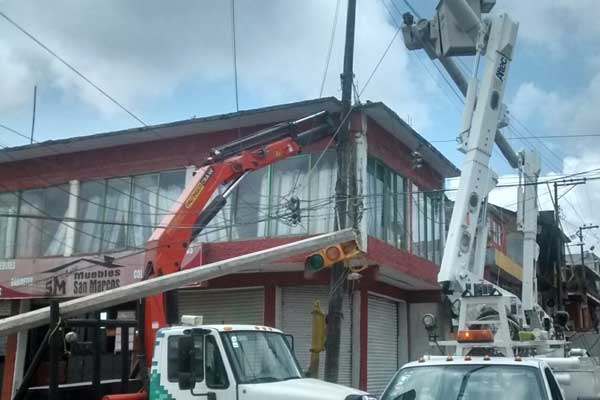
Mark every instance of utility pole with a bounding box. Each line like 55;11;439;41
325;0;357;384
577;225;599;271
551;179;586;311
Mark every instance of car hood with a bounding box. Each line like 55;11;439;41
238;377;368;400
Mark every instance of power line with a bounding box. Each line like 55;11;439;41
430;133;600;143
319;0;342;98
0;12;147;126
359;23;402;96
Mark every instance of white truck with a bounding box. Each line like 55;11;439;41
151;323;372;400
379;356;569;400
400;0;600;399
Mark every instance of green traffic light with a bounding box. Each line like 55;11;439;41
306;254;325;271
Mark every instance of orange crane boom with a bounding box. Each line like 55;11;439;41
141;111;334;361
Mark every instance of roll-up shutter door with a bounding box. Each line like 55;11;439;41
0;300;12;356
177;288;264;325
367;295;399;396
280;286;353;387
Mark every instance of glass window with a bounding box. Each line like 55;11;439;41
75;181;106;254
308;151;336;234
426;195;434;262
157;170;186;214
366;160;385;240
42;186;70;256
270;155;309;236
16;186;69;258
205;335;229;389
411;184;420;256
102;177;132;251
384;168;394;245
433;195;443;265
232;168;269;240
194;185;232;243
16;189;44;258
0;193;18;259
167;335;204;383
128;169;186;248
129;173;159;248
381;365;546;400
222;331;301;384
394;175;406;249
76;169;186;253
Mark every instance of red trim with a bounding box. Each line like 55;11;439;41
1;301;19;400
366;237;439;285
203;271;330;289
264;285;276;327
359;288;368;391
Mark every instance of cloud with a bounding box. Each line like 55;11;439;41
0;0;436;131
495;0;600;55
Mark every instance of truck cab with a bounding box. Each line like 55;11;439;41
379;356;568;400
150;323;372;400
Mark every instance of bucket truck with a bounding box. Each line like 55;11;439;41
397;1;600;399
0;112;374;400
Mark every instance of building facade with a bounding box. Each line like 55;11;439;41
0;97;459;398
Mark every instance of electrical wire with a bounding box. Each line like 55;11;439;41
319;0;342;98
430;133;600;143
0;12;147;127
358;23;403;97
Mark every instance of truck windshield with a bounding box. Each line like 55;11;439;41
221;331;302;384
380;365;547;400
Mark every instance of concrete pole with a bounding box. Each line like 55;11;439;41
0;228;355;336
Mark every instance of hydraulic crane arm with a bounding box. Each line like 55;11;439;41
143;111;335;360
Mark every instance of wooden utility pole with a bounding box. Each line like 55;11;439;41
325;0;357;383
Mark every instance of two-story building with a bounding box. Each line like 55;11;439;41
0;97;459;398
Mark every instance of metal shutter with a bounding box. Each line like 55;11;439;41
280;286;353;387
367;295;399;396
177;288;264;325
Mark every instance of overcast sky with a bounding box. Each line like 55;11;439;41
1;0;600;251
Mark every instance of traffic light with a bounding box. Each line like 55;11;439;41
304;240;361;273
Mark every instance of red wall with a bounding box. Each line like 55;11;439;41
366;118;443;190
0;123;332;192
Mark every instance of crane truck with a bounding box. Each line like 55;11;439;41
396;0;600;399
0;112;374;400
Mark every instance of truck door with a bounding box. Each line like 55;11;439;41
164;332;236;400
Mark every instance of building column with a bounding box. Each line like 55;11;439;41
63;180;80;257
10;300;29;399
359;287;368;391
351;289;362;389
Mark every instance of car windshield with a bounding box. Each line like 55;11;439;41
380;365;547;400
221;331;302;384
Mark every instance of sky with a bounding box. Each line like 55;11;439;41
1;0;600;252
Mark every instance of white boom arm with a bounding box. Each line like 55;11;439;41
438;12;518;292
518;150;545;326
0;229;355;336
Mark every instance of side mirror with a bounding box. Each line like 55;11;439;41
177;335;195;391
284;334;295;351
